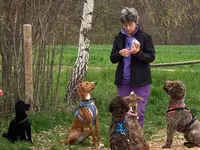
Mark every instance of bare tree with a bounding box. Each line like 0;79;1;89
186;0;200;44
0;0;24;115
0;0;80;116
140;0;200;44
66;0;94;106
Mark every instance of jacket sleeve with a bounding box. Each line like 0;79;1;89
133;35;155;64
110;37;123;63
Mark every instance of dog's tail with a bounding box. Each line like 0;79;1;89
2;132;7;138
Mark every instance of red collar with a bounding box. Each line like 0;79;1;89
168;103;186;111
167;103;187;113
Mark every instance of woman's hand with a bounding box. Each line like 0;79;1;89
119;48;131;57
130;42;140;54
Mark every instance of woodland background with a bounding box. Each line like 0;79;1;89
0;0;200;116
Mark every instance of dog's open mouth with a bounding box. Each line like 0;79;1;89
91;87;95;90
127;110;137;116
89;86;96;92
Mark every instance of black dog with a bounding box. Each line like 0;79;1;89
2;100;32;143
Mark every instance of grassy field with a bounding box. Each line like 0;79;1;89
54;45;200;67
0;45;200;149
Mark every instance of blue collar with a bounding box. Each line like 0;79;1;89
80;99;95;107
114;120;128;134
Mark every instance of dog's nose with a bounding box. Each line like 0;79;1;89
94;82;98;85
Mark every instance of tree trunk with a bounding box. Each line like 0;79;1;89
0;0;22;116
65;0;94;106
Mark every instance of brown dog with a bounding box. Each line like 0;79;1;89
162;80;200;148
108;95;132;150
60;81;101;148
126;91;150;150
108;92;149;150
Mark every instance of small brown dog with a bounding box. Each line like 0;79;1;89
60;81;101;148
162;80;200;148
126;91;150;150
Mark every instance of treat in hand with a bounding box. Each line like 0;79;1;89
132;38;140;47
130;38;140;54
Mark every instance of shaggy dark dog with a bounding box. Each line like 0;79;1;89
108;95;133;150
2;100;32;143
162;80;200;148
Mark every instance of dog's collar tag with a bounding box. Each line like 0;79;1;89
114;120;128;134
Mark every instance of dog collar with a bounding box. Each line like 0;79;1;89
81;98;96;102
114;120;128;134
80;101;95;107
167;103;187;113
18;117;28;124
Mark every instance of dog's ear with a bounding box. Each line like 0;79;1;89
15;100;30;114
108;96;120;113
137;96;143;101
121;100;130;112
77;82;85;99
78;82;82;86
76;83;81;91
124;97;130;103
77;82;82;90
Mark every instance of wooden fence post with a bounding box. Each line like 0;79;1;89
23;24;34;112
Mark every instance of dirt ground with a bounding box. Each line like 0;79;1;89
149;129;200;150
32;126;200;150
87;129;200;150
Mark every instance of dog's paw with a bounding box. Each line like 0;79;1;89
28;140;33;144
184;141;191;146
99;143;104;148
162;145;171;149
183;142;196;148
59;139;67;144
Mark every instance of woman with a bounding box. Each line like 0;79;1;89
110;7;155;127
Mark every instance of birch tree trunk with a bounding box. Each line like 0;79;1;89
65;0;94;105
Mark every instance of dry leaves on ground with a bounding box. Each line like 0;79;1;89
149;129;200;150
30;126;200;150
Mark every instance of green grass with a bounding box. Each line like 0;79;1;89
33;45;200;70
1;69;200;149
1;45;200;149
50;45;200;67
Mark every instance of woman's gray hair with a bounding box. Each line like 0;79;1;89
120;7;139;24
